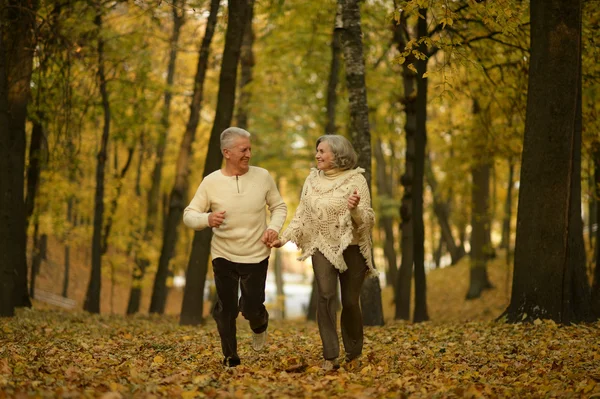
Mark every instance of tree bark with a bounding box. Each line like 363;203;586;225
591;142;600;316
306;276;318;321
466;157;494;299
1;0;38;316
394;11;416;321
326;6;342;135
374;138;397;288
411;12;429;323
501;159;515;260
235;0;254;130
179;0;247;325
102;147;133;254
502;0;593;323
84;5;110;314
274;248;285;319
338;0;383;326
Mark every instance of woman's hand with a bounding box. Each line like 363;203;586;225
348;189;361;210
269;239;283;248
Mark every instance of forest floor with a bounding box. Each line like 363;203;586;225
2;251;600;398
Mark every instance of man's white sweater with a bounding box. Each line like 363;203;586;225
183;166;287;263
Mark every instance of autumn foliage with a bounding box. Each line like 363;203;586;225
2;257;599;398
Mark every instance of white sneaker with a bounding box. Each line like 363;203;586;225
252;330;267;352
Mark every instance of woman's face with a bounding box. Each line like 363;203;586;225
316;141;335;171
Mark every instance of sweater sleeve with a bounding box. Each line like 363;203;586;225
280;177;310;244
349;174;375;231
183;180;211;231
266;173;287;233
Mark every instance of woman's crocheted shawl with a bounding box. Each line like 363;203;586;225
281;167;377;276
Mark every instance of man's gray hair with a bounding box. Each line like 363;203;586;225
316;134;358;170
220;127;251;152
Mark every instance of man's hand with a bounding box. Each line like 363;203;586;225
208;210;226;228
348;189;361;210
261;228;278;246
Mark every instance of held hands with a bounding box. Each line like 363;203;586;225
348;189;361;210
268;239;283;248
261;228;279;247
208;210;226;228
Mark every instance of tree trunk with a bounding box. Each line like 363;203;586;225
502;0;593;323
306;276;318;321
148;0;206;315
394;11;416;321
179;0;247;325
466;158;494;299
127;3;185;315
374;138;397;288
426;154;464;265
63;199;73;298
102;147;133;254
29;223;41;298
501;159;515;260
25;114;44;234
235;0;254;130
588;158;596;254
274;248;285;319
84;5;110;314
591;142;600;316
326;5;342;135
412;12;429;323
338;0;383;326
1;0;38;316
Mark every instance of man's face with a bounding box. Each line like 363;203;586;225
224;136;252;172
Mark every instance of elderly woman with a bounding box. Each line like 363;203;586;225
271;134;376;371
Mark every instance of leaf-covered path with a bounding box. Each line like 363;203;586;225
1;309;599;398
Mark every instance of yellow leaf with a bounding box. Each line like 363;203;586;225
153;355;164;364
422;71;430;79
407;63;417;73
181;391;199;399
533;318;542;325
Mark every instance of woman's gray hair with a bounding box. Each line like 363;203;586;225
220;127;251;152
316;134;358;170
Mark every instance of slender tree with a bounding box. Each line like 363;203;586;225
502;0;593;323
127;0;186;315
235;0;254;130
374;138;397;289
393;7;430;322
591;143;600;315
84;3;111;314
338;0;384;326
466;99;494;299
179;0;249;325
426;155;464;265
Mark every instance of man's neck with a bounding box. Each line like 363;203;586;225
222;165;250;177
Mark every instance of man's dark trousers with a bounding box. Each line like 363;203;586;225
212;256;269;362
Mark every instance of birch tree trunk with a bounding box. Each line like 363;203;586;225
338;0;383;326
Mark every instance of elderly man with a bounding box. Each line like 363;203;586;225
183;127;287;367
